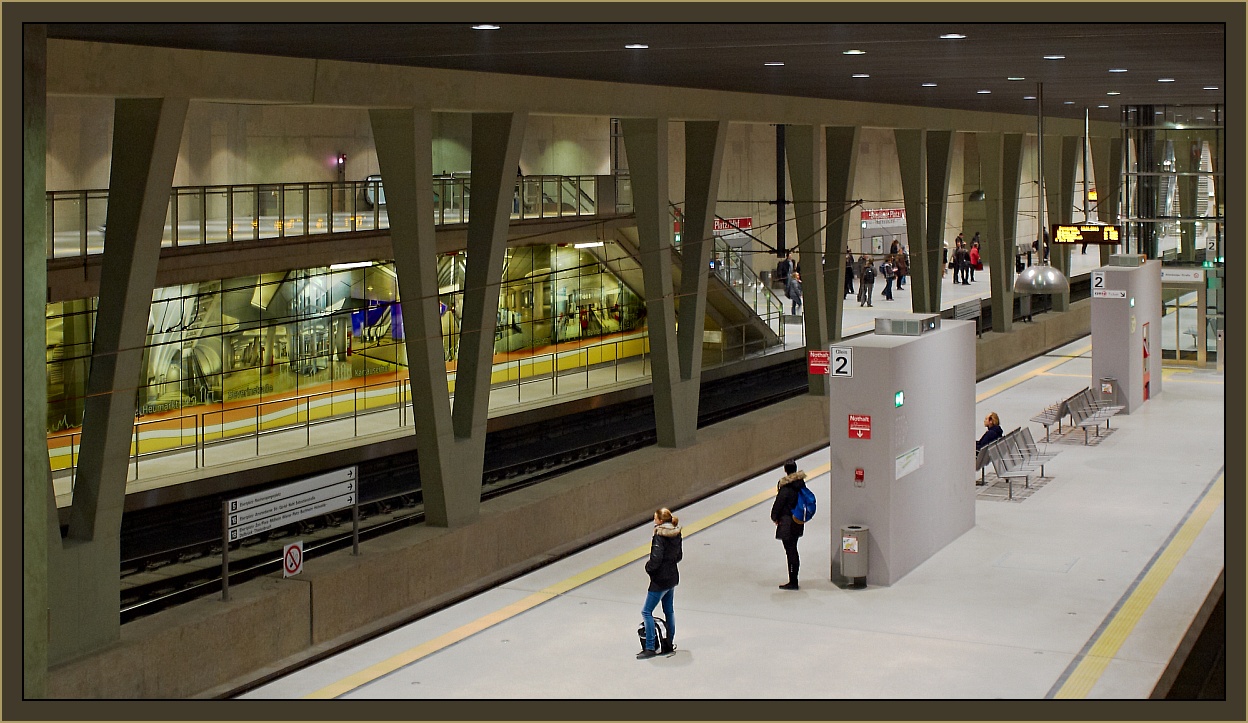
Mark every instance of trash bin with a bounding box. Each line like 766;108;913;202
840;525;869;589
1098;377;1119;406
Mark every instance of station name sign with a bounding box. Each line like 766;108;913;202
1052;224;1122;245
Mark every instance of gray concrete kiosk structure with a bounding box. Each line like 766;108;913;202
1091;260;1165;414
827;319;977;587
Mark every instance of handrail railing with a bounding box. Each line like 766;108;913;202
46;174;618;260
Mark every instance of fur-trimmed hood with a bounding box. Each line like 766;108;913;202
778;471;807;489
654;522;682;537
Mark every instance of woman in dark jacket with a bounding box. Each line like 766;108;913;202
638;508;683;659
976;412;1004;451
770;460;808;590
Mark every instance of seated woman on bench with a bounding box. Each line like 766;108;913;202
976;412;1004;451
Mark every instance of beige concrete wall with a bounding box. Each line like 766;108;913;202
46;576;310;699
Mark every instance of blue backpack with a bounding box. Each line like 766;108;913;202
791;486;817;524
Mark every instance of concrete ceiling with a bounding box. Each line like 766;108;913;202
47;18;1227;124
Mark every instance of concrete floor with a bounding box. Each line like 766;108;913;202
241;334;1225;702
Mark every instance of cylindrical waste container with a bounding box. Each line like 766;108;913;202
840;525;869;589
1098;377;1119;406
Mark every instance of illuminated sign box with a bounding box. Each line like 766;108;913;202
1052;224;1122;245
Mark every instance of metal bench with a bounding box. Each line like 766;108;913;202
986;439;1042;500
1067;391;1122;444
952;299;982;337
1030;388;1086;442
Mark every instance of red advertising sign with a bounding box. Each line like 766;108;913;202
808;350;830;375
848;414;872;440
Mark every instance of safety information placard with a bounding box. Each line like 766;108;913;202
848;414;872;440
842;535;860;553
283;541;304;577
808;350;830;375
227;466;357;541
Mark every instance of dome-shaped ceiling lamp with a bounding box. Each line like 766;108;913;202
1015;81;1070;296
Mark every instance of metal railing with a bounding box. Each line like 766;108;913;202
46;174;617;260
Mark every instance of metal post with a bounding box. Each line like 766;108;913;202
226;186;234;243
79;191;88;258
255;406;260;457
303;182;310;235
132;421;139;479
221;501;230;601
306;397;311;447
352;497;360;556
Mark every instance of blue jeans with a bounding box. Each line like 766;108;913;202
641;587;675;651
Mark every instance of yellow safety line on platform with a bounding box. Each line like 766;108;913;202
1054;474;1224;699
306;461;831;698
975;344;1091;404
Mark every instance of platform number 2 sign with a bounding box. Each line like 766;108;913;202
830;348;853;378
1091;272;1105;290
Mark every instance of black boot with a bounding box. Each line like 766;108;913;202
779;580;799;590
660;638;676;654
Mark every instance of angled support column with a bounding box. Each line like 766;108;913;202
895;129;930;312
53;96;188;663
976;132;1014;333
621;117;692;447
996;133;1026;333
824;126;860;343
22;22;49;697
786;125;828;396
674;120;728;415
925;131;955;313
1091;136;1125;266
371;110;526;526
1044;135;1080;311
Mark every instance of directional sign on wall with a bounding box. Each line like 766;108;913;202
227;466;357;541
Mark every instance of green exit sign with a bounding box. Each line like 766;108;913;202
894;390;904;408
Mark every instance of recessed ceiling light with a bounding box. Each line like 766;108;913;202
1063;101;1074;105
940;33;966;39
1109;68;1128;73
1106;91;1121;96
472;24;500;30
1007;77;1025;81
977;89;991;94
843;49;866;55
764;61;785;67
1155;110;1164;115
1044;55;1065;60
1204;86;1219;90
625;43;648;49
1158;78;1176;82
1024;96;1036;100
1196;116;1205;120
1097;105;1110;109
922;82;938;87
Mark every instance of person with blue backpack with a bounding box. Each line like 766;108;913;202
771;459;815;590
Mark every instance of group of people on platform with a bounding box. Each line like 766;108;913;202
637;459;812;660
638;407;1009;659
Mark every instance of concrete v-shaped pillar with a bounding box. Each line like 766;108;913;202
785;125;829;396
52;96;188;663
995;133;1026;333
1090;135;1124;267
675;120;728;392
619;117;680;446
896;129;953;314
824;126;861;344
975;132;1016;333
371;109;527;526
1043;134;1080;311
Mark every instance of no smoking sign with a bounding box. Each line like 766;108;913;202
283;541;304;578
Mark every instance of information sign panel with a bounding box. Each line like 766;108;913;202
848;414;872;440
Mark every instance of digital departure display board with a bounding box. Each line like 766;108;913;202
1052;224;1122;245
